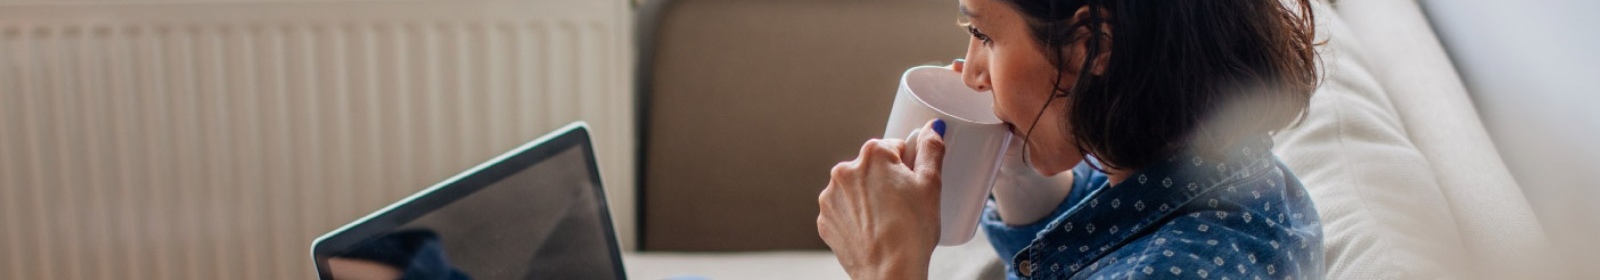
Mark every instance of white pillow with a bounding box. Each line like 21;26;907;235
1270;1;1470;278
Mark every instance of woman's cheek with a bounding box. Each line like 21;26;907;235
993;88;1028;126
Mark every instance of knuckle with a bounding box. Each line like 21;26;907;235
863;141;898;160
830;162;851;178
881;138;905;149
860;139;881;153
862;139;882;152
817;187;831;206
816;216;829;238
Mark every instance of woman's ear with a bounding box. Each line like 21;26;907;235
1089;27;1111;75
1070;6;1114;76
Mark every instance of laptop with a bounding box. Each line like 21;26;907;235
311;122;627;280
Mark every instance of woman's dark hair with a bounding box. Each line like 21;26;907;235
1008;0;1320;171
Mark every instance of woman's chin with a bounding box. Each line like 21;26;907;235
1002;121;1021;136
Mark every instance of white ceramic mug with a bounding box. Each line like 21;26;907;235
884;66;1014;246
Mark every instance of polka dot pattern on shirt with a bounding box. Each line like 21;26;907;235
981;135;1325;280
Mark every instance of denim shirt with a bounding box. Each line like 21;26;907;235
981;136;1324;280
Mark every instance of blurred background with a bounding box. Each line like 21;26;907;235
1420;0;1600;276
0;0;638;279
0;0;1595;279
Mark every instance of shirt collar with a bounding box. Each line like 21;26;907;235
1011;135;1278;278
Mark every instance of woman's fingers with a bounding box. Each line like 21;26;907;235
816;215;830;245
817;136;943;278
829;161;851;185
852;138;908;172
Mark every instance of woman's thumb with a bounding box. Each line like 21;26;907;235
915;119;947;179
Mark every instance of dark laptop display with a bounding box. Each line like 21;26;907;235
311;123;625;280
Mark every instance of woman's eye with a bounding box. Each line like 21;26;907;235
965;25;992;44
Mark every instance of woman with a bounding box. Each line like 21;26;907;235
815;0;1322;279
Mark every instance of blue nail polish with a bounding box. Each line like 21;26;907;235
933;119;947;137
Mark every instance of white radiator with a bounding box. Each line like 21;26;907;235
0;0;635;279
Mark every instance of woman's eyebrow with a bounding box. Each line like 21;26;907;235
959;4;980;19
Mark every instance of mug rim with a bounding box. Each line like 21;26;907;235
899;66;1006;125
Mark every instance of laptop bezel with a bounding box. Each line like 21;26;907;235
308;122;626;279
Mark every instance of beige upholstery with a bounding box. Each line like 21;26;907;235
624;231;1004;280
1330;0;1561;277
630;0;1563;279
639;0;966;251
1271;1;1468;278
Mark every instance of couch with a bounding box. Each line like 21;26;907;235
629;0;1565;279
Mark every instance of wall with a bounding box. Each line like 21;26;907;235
0;0;635;278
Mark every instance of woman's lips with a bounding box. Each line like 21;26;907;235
1004;122;1022;136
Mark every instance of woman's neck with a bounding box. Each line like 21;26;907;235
1105;168;1134;186
1020;116;1086;176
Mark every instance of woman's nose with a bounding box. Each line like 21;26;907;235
960;61;991;92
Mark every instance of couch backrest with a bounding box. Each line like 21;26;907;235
1331;0;1561;277
638;0;966;250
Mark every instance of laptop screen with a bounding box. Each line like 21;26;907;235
313;124;624;280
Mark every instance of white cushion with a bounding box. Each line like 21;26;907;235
1270;1;1470;278
1330;0;1561;277
623;251;846;279
623;230;1003;280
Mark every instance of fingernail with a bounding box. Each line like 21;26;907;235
933;119;947;137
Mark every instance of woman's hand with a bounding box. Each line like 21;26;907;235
818;120;946;280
